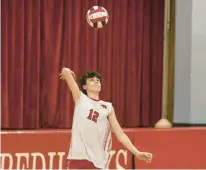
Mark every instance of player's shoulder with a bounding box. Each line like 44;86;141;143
100;100;112;105
99;100;113;112
79;91;88;100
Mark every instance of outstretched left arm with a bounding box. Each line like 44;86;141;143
108;106;152;163
108;107;140;156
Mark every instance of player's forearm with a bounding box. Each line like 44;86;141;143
64;71;81;100
118;133;140;156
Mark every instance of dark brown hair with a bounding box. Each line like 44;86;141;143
78;71;103;95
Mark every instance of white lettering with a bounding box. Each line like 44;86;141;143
57;152;65;170
15;153;29;170
48;152;56;170
106;150;116;170
0;150;127;170
116;150;128;170
31;152;46;170
105;149;128;170
0;153;13;170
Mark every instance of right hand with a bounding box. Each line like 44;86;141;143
59;68;76;80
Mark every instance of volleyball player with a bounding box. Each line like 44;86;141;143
59;68;153;169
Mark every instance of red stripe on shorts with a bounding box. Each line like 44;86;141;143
67;159;100;169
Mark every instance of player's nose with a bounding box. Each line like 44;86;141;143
94;80;99;85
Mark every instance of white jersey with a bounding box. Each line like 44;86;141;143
67;92;112;169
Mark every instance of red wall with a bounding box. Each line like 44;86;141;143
1;128;206;169
134;128;206;169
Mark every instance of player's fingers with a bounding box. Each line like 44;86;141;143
147;153;152;158
146;157;152;163
60;75;64;80
145;153;152;163
150;154;153;160
147;160;151;163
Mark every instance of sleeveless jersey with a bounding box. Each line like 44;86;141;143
67;92;113;169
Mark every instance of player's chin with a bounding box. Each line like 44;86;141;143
94;89;101;93
93;86;101;91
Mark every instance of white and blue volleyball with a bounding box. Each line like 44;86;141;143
86;6;109;28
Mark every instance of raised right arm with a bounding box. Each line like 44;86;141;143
59;68;81;103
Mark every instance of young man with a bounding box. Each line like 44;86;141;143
59;68;153;169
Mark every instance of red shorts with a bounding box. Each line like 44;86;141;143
66;159;100;169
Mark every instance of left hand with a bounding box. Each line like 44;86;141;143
135;151;153;163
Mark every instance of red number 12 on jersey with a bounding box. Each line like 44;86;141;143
87;109;99;123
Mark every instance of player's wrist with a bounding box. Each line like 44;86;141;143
64;74;70;81
134;150;141;157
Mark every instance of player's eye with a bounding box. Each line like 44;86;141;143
89;78;100;82
89;78;95;81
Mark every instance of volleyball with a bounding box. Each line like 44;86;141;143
86;6;109;28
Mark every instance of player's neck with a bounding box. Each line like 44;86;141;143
87;92;100;101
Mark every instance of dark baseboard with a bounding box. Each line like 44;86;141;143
173;123;206;127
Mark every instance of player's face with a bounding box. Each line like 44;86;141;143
84;77;101;93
